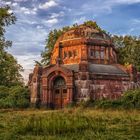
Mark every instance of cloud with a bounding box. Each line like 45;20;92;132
14;0;28;2
39;0;58;9
20;69;33;84
50;11;64;18
131;19;140;24
15;54;41;68
73;17;86;24
19;7;37;15
5;1;12;5
36;25;43;29
80;0;140;17
12;2;18;7
107;0;140;5
44;18;58;25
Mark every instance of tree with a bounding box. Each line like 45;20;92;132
112;35;140;71
83;20;106;33
41;26;73;65
0;6;23;86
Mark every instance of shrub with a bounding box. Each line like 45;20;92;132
79;89;140;109
0;86;9;98
121;89;140;109
79;99;96;108
0;86;30;109
95;99;122;109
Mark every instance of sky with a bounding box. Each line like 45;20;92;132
0;0;140;81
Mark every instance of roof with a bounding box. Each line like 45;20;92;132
62;64;128;76
54;25;111;47
89;64;128;76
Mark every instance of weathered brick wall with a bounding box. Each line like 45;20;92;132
29;66;42;105
75;78;130;101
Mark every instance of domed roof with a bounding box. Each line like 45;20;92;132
54;25;112;48
62;25;110;41
51;24;116;65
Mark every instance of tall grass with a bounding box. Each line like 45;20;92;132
0;109;140;140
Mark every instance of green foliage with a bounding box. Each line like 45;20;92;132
112;35;140;71
0;109;140;139
80;89;140;109
121;89;140;109
0;52;23;86
0;6;23;86
0;5;16;50
83;20;106;33
93;99;122;109
0;85;30;108
41;27;71;65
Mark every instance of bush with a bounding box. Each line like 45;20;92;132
0;86;30;109
78;99;96;108
79;89;140;109
121;89;140;109
95;99;122;109
0;86;9;98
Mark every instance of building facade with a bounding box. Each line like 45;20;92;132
28;25;138;109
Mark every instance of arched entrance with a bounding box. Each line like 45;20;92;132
53;76;67;108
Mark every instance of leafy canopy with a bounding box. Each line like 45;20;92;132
0;6;23;86
112;35;140;71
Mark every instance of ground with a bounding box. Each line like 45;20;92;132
0;108;140;140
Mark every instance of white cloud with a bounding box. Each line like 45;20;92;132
19;7;37;15
80;0;140;17
50;11;64;18
39;0;58;9
12;2;18;7
14;0;28;2
21;69;33;84
5;1;12;5
44;18;58;25
107;0;140;5
36;25;43;29
15;54;41;69
132;19;140;24
73;17;86;24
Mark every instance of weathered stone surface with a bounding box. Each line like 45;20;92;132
28;25;139;109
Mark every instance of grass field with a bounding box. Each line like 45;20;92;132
0;108;140;140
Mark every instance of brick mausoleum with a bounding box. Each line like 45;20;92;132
28;24;139;109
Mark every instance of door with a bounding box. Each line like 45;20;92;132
53;76;67;108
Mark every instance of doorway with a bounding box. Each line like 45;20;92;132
53;76;67;108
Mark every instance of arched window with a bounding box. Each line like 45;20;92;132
101;51;104;59
64;51;67;58
90;50;94;56
68;51;72;58
95;51;100;58
53;76;66;88
73;50;77;57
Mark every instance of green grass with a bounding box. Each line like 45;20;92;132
0;108;140;140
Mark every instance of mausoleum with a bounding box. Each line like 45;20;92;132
28;24;138;109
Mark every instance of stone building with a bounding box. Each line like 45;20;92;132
28;24;138;109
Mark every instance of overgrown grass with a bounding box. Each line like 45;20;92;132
0;108;140;140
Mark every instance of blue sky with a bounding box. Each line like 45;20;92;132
0;0;140;72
